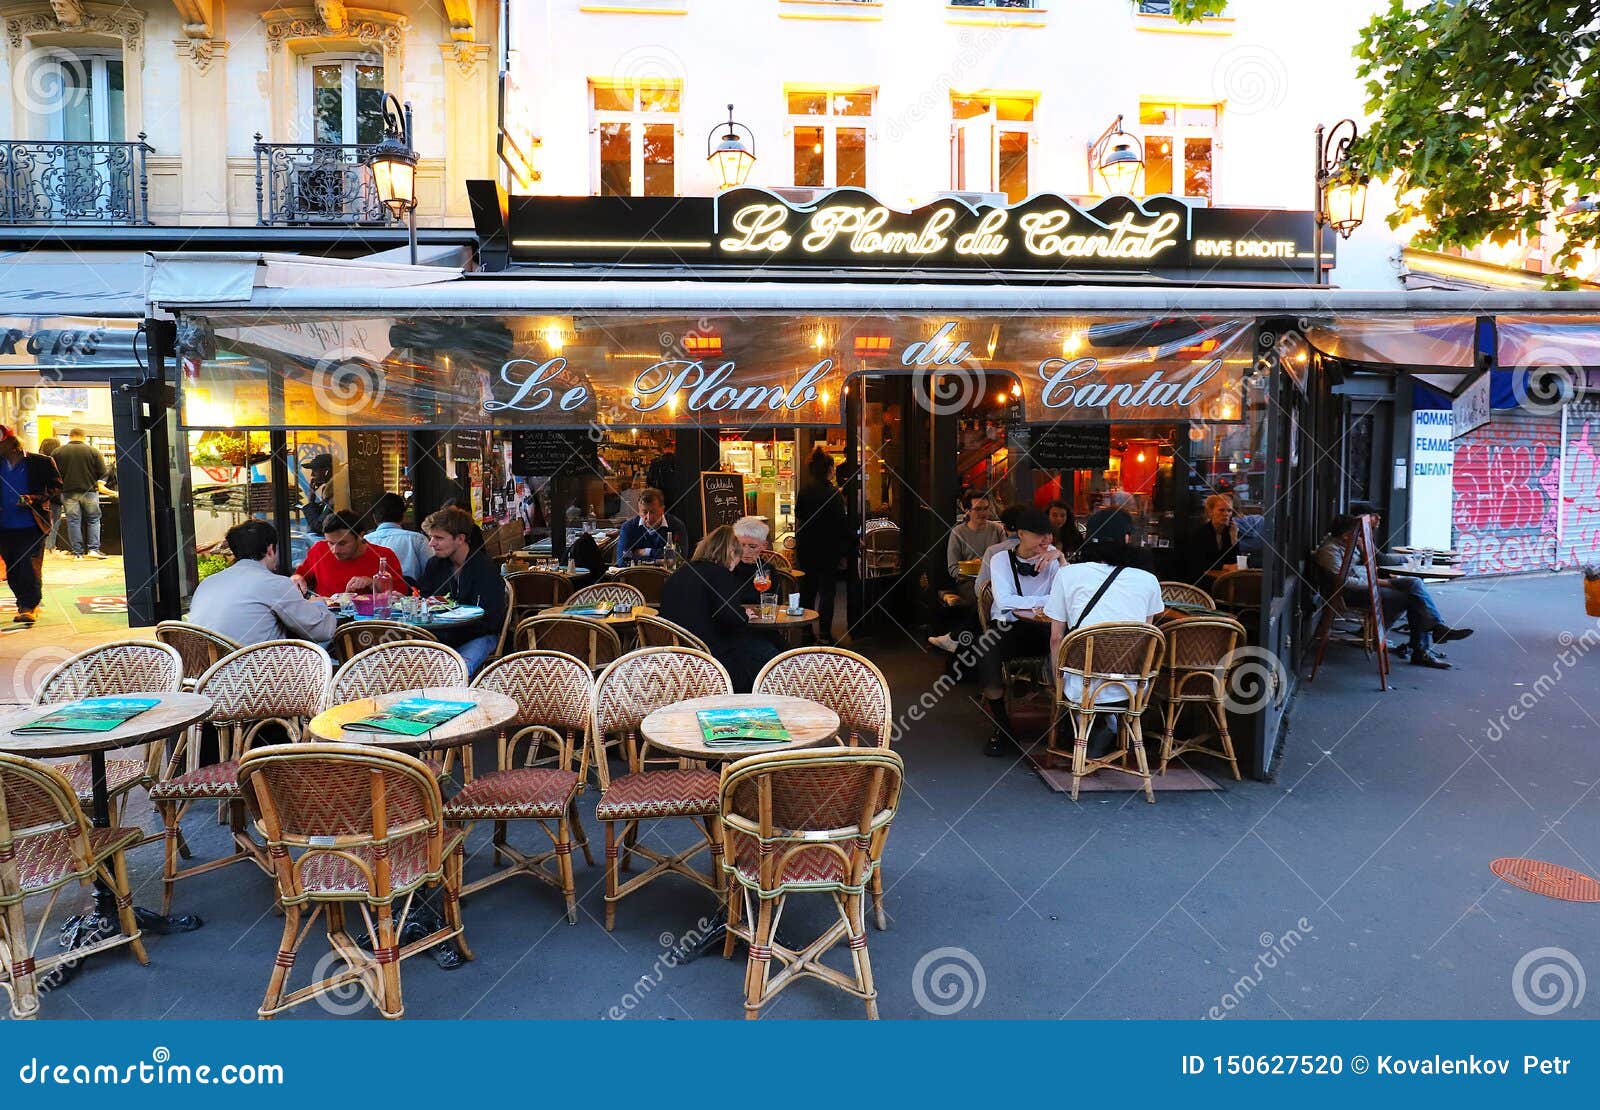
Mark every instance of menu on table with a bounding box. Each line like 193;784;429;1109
342;697;475;737
696;707;791;746
14;697;160;735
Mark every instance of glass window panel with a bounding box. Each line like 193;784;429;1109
787;92;827;115
106;59;125;142
638;82;680;113
1144;136;1173;195
1184;137;1213;198
592;85;631;112
793;125;824;187
836;127;867;188
1178;104;1217;128
599;122;631;196
1138;102;1174;127
951;96;988;121
995;96;1035;122
998;130;1028;203
354;65;385;145
56;60;93;142
834;92;873;117
313;64;344;144
643;123;674;197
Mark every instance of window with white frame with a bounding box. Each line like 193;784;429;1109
1138;101;1217;200
950;94;1034;202
37;50;125;142
591;81;680;197
302;54;386;145
788;89;874;189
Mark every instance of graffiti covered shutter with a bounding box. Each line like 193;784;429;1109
1452;410;1561;574
1559;402;1600;570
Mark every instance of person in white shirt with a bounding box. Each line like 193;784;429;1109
979;509;1062;757
189;519;337;647
1044;537;1165;758
364;492;432;583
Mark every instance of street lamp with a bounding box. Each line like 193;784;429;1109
368;94;419;265
707;103;756;190
1313;119;1370;285
1086;115;1144;197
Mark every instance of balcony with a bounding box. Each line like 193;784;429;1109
253;136;386;227
0;137;153;226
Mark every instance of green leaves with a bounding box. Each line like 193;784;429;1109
1160;0;1231;20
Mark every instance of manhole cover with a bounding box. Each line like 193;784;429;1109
1490;858;1600;902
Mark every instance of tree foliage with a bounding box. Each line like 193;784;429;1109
1162;0;1230;19
1356;0;1600;280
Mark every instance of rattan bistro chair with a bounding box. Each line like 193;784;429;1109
238;743;470;1020
1154;615;1246;781
150;640;332;914
976;582;1052;741
1211;568;1262;632
567;582;647;612
633;613;709;652
506;569;573;624
1045;622;1166;804
612;564;669;604
444;652;595;923
331;621;438;667
719;747;904;1020
1158;582;1215;609
32;640;185;829
516;614;624;671
590;647;732;931
0;753;148;1019
155;622;241;690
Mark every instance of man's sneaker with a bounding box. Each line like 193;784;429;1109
13;609;38;624
927;633;960;654
87;549;107;560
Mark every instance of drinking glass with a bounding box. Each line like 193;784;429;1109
760;593;779;623
753;563;772;595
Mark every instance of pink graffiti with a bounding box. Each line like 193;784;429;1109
1453;442;1550;531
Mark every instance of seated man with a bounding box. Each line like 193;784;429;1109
1045;537;1166;757
614;487;688;565
292;511;405;597
1314;513;1472;669
414;506;509;676
979;510;1063;757
190;519;337;647
364;492;432;583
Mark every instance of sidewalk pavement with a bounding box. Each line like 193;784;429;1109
1;570;1595;1020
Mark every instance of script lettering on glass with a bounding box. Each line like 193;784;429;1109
1036;356;1223;412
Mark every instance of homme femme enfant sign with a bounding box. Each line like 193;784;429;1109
491;187;1325;274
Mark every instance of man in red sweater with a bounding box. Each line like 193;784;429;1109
291;511;405;596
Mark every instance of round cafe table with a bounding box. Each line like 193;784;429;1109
307;687;517;750
640;693;840;762
0;691;214;943
543;603;658;627
748;606;819;629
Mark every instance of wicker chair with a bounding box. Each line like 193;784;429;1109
976;582;1052;741
1158;582;1215;609
505;569;573;624
763;550;792;572
719;748;904;1020
1154;616;1246;781
32;640;185;829
149;640;332;914
443;652;595;923
633;613;709;652
566;582;646;612
590;647;732;930
860;521;901;579
611;565;669;604
515;614;624;671
752;646;894;928
238;743;470;1020
155;622;241;690
1211;568;1262;632
0;753;148;1019
331;620;438;666
1045;622;1166;803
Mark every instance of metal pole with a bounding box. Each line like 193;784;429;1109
408;203;418;266
1312;124;1324;287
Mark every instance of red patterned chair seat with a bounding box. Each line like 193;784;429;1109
63;758;148;801
443;768;579;822
14;826;143;892
727;833;863;889
593;768;719;822
148;760;241;802
297;829;467;899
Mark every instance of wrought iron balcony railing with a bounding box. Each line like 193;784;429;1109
0;136;153;226
254;135;387;226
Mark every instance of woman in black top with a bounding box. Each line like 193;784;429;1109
658;524;777;692
414;505;508;676
794;449;847;645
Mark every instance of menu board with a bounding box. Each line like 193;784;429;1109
511;430;599;477
1025;424;1112;472
700;470;745;530
450;428;484;464
347;431;388;518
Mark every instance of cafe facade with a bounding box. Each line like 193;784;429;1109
143;185;1600;780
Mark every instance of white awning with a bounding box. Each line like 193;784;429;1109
145;251;463;316
0;250;149;316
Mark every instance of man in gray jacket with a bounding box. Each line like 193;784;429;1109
189;520;336;647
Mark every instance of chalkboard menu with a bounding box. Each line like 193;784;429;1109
510;430;599;477
450;428;484;464
700;471;745;531
1025;424;1112;472
346;431;388;520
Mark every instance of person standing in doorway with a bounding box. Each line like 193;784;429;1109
796;449;847;645
0;425;63;625
52;428;108;560
37;436;64;556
